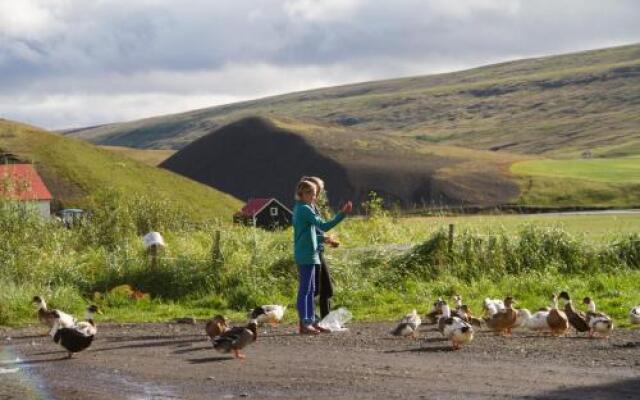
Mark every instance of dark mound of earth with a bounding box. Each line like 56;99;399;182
160;117;518;210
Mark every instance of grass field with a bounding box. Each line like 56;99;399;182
1;203;638;328
0;119;240;222
510;157;640;207
511;157;640;184
100;145;175;166
385;212;640;244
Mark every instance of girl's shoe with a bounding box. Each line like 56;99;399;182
299;323;320;335
313;323;330;333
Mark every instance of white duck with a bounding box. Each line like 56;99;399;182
483;298;505;317
249;305;286;327
630;306;640;325
525;308;551;333
438;303;474;350
401;309;422;329
583;297;613;338
391;309;422;339
513;308;532;329
75;305;102;336
32;296;76;335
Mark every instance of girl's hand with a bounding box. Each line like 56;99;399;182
326;235;341;248
341;201;353;214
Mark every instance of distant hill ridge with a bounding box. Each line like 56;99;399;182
67;43;640;158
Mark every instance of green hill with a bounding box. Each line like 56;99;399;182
67;43;640;157
0;119;241;221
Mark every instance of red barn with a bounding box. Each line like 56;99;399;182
233;198;292;230
0;164;52;218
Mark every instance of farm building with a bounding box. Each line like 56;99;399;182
0;164;52;218
234;198;292;230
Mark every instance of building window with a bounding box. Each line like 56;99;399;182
270;207;279;217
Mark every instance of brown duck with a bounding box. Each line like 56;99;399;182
424;298;444;324
453;304;483;329
212;319;258;359
546;293;569;336
205;314;228;339
558;291;589;333
484;297;517;336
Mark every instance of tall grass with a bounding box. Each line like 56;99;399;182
1;195;639;326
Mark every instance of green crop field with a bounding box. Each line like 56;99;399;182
512;157;640;184
509;157;640;207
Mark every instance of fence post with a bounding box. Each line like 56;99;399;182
148;244;158;269
211;230;223;264
448;224;455;253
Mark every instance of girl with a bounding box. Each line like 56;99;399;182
293;180;352;334
301;176;339;320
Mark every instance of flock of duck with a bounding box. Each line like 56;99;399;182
33;293;639;359
34;296;285;360
391;291;636;350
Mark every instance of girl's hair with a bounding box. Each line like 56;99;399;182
295;180;317;201
304;176;325;194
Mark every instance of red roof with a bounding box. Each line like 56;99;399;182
0;164;52;201
239;198;273;217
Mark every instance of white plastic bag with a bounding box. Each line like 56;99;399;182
318;307;352;332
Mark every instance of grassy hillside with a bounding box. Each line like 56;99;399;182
0;119;241;222
67;43;640;156
100;145;175;166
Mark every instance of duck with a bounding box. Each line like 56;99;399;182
582;297;613;338
443;318;474;350
512;308;533;329
452;304;483;329
75;305;102;336
391;309;421;339
401;309;422;328
51;311;95;358
206;314;228;339
525;308;551;333
482;298;505;318
249;305;286;327
484;297;517;336
630;306;640;325
424;298;444;324
32;296;75;335
212;319;258;359
558;291;589;334
437;302;474;349
546;293;569;336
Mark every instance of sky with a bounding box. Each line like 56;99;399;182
1;0;640;130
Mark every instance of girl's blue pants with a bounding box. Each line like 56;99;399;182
297;264;317;325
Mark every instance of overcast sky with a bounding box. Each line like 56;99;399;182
1;0;639;130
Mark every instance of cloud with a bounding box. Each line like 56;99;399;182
0;0;639;129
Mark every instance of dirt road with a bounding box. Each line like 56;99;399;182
1;322;639;400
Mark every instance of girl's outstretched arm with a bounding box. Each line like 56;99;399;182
300;205;345;232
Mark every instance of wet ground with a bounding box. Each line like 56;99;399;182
1;322;640;399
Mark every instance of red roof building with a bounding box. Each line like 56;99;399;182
0;164;52;201
234;198;292;230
